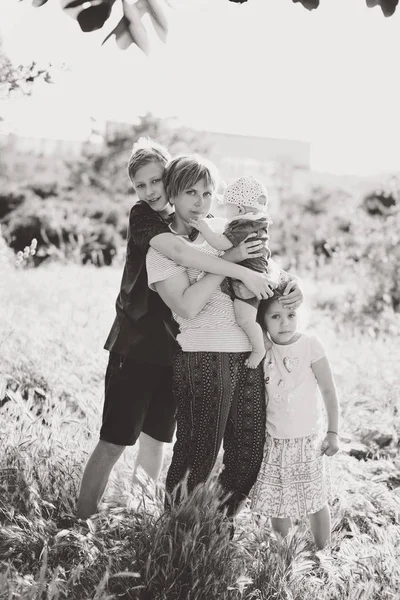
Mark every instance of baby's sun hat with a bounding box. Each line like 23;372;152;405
222;176;268;211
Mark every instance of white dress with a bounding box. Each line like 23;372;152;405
251;334;332;518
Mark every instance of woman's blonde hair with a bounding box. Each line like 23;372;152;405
163;155;219;200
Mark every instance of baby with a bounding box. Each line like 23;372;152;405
190;175;275;368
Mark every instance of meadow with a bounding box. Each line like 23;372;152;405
0;260;399;600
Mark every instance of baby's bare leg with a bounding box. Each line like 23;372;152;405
234;299;266;368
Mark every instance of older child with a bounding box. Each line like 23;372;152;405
190;176;278;369
146;156;303;517
77;140;276;519
251;285;340;549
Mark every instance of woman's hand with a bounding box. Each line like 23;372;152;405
278;279;303;310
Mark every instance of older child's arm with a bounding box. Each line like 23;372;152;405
311;357;340;457
150;232;276;299
188;218;233;251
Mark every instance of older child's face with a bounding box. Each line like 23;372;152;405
261;300;298;345
132;161;169;213
172;179;214;227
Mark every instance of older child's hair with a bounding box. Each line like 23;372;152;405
127;137;171;183
163;155;219;200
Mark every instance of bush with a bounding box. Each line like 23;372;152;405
362;173;400;217
1;189;131;266
0;185;29;219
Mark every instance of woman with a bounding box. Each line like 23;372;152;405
146;154;302;516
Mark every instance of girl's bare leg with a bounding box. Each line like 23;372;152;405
271;516;292;538
309;504;331;549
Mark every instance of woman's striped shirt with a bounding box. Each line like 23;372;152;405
146;236;252;353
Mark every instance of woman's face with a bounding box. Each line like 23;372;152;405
171;178;214;229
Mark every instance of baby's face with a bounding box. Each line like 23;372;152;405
224;203;243;219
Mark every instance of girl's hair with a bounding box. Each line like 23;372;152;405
163;155;219;200
256;281;289;325
127;137;171;183
257;279;309;331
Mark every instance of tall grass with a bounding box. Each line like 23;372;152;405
1;264;399;599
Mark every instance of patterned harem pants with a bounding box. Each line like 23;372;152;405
165;351;266;516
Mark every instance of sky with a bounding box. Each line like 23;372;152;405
1;0;400;175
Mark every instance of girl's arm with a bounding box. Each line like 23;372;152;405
153;270;226;320
311;357;340;456
150;232;275;299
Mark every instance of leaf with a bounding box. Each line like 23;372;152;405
31;0;49;6
77;2;114;32
123;0;150;54
102;16;134;50
63;0;92;8
143;0;168;43
292;0;320;9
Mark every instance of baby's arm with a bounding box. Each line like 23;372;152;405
189;218;233;251
311;357;340;456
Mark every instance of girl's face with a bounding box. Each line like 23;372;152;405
260;299;298;345
132;161;169;214
171;178;214;233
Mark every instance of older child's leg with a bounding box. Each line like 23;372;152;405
234;299;266;368
271;517;292;538
133;432;165;483
309;504;331;549
77;440;125;519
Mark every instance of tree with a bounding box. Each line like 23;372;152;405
22;0;399;57
0;41;52;99
68;111;211;193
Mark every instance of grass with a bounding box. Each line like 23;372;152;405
0;263;399;599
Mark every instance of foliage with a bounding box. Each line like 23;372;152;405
1;189;129;267
0;264;399;599
0;112;210;266
68;112;211;195
270;181;400;334
19;0;399;63
0;44;52;99
362;172;400;216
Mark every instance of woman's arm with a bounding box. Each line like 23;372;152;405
150;232;275;299
267;258;303;310
153;270;226;320
311;356;340;456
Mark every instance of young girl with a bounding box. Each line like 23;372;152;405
251;285;340;549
